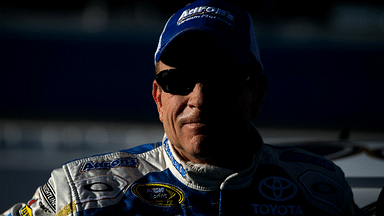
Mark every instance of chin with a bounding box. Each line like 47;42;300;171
188;134;221;154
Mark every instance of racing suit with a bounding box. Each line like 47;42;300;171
2;128;358;216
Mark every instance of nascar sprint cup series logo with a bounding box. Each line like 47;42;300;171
177;6;235;26
132;183;185;207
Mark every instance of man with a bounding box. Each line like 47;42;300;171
2;0;360;215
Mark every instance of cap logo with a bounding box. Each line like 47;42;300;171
177;6;234;26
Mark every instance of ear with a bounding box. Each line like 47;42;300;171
152;80;164;122
251;74;268;119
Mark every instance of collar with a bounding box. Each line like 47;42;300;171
162;126;263;191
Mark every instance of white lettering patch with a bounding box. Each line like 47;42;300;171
177;6;235;26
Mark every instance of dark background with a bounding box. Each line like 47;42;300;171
1;0;383;131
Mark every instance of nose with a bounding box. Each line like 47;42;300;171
187;83;209;109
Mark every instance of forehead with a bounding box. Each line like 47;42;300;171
158;31;240;71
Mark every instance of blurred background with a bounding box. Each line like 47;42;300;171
0;0;384;211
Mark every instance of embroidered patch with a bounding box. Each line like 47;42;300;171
27;199;37;207
299;171;344;212
258;176;298;202
132;183;185;207
40;182;56;212
72;175;128;204
80;157;139;172
280;151;335;171
177;6;235;26
20;205;32;216
39;201;52;214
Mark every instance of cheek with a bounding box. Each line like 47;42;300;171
161;96;187;141
237;88;254;116
221;91;253;129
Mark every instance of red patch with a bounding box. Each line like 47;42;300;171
28;199;37;206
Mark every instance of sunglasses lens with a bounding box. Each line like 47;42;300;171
156;69;195;95
156;68;252;95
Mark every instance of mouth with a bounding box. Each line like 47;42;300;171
178;112;215;133
185;122;207;127
183;122;209;133
184;121;207;127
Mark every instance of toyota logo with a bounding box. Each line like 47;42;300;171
258;176;298;202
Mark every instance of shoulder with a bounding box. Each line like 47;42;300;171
259;144;350;200
257;144;356;215
259;144;349;190
261;144;338;173
48;142;165;213
61;142;164;177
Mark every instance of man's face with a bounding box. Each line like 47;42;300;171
153;60;266;166
152;34;267;167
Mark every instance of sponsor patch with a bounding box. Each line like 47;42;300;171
20;206;32;216
83;182;114;192
254;176;303;215
252;204;303;215
39;201;52;214
177;6;235;26
299;171;344;212
132;183;185;207
80;157;139;172
258;176;298;202
280;151;335;171
40;182;56;212
27;199;37;207
73;175;128;203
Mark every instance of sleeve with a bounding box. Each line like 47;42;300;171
1;180;56;216
1;168;74;216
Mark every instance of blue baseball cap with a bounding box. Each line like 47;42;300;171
154;0;263;71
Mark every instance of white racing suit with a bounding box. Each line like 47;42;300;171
2;129;359;216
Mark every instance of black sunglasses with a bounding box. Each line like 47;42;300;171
155;68;252;95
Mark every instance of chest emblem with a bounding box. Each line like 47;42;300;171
258;176;298;202
132;183;185;207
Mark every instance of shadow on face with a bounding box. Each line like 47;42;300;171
156;31;268;121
